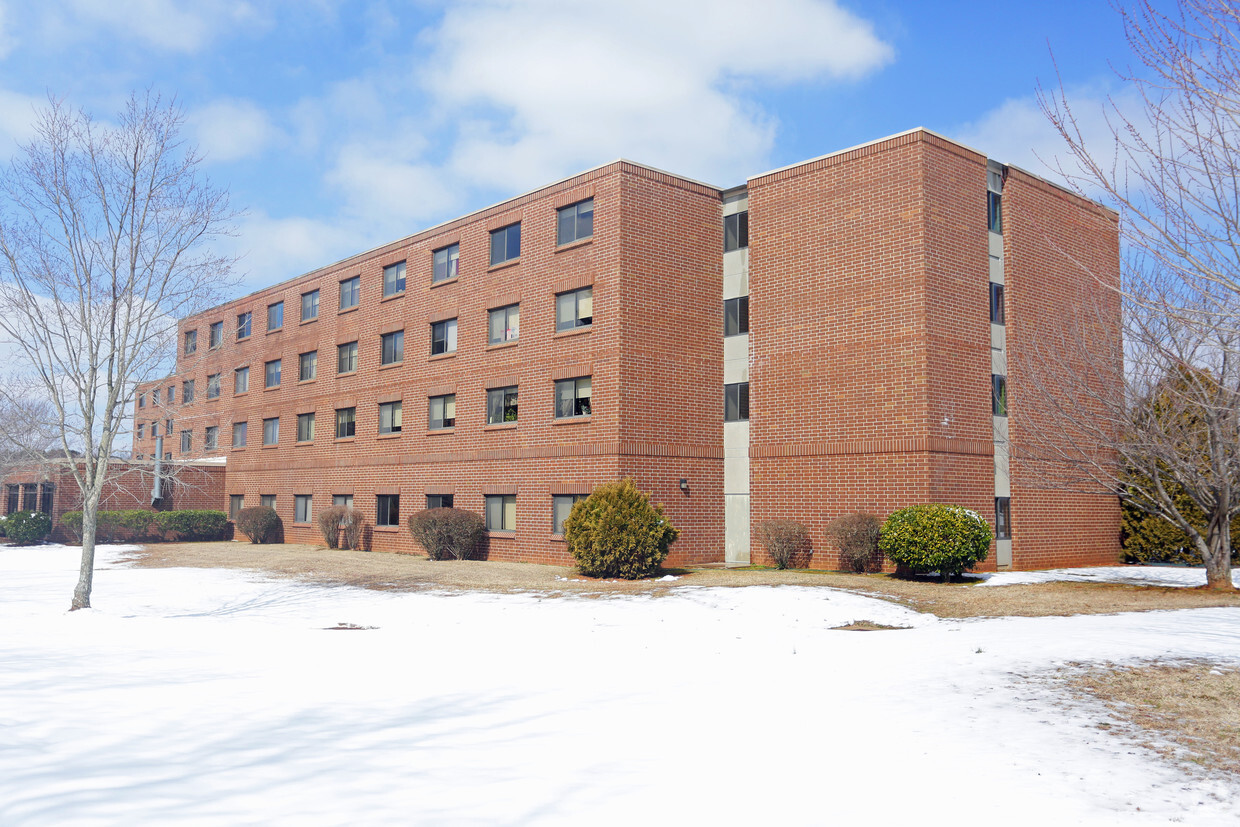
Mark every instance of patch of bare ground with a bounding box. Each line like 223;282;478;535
1066;661;1240;779
116;541;1240;618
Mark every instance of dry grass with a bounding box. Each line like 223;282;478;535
113;541;1240;619
1068;661;1240;778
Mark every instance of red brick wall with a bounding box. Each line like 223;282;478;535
1003;168;1122;568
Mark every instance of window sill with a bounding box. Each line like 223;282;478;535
300;317;318;326
487;258;520;273
487;530;516;538
380;291;405;303
337;370;357;378
553;415;592;426
555;237;593;253
295;440;314;447
237;336;251;343
430;276;459;289
378;361;404;370
298;378;316;385
262;444;278;449
427;427;455;435
231;446;246;452
484;422;518;431
486;340;519;351
266;327;282;335
234;391;248;398
292;521;310;526
374;525;402;533
338;306;359;316
553;326;592;339
550;534;566;542
377;432;402;440
264;385;281;392
334;437;356;444
428;352;456;362
205;397;220;403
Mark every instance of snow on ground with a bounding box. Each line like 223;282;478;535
2;546;1239;825
978;565;1240;589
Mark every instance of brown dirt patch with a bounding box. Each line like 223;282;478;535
116;541;1240;619
1068;661;1240;778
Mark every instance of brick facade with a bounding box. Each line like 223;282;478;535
129;130;1121;570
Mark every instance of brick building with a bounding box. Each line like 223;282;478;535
130;128;1121;570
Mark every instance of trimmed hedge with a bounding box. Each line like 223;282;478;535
60;509;227;542
565;478;679;579
828;512;883;573
755;519;811;569
879;504;993;581
6;510;52;545
408;507;486;560
235;506;281;544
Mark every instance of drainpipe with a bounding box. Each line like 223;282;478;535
152;436;163;505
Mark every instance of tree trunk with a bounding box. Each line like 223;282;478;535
1200;514;1235;592
71;505;97;610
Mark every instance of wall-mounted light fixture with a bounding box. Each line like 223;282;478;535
679;478;689;494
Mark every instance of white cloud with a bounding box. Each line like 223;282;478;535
0;1;14;59
326;142;462;232
61;0;262;54
420;0;893;188
188;99;279;163
229;211;357;292
0;90;43;160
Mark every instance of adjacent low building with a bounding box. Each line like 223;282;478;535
128;128;1122;570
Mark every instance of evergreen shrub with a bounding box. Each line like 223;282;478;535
565;478;679;579
879;504;993;581
152;510;227;540
408;507;486;560
6;510;52;545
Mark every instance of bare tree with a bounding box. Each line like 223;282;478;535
1033;0;1240;590
0;93;236;609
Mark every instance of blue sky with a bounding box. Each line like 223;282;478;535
0;0;1140;292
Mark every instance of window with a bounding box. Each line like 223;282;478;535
209;321;223;348
427;494;453;509
237;311;252;339
165;418;172;436
267;301;284;331
381;330;404;365
383;261;406;297
167;386;175;405
725;382;749;422
301;289;319;322
553;494;586;535
379;401;402;434
335;407;356;438
183;379;194;403
724;210;749;252
261;494;276;509
205;426;218;449
39;483;53;515
724;296;749;337
429;319;457;356
21;483;36;510
138;393;145;409
557;198;594;245
992;375;1008;416
988;191;1003;234
232;421;248;448
297;412;315;442
153;388;160;405
151;421;160;438
554;377;592;418
556;286;593;331
489;222;521;265
265;359;281;388
234;366;249;394
184;330;197;355
207;374;220;399
137;423;145;439
337;341;358;374
485;494;516;532
295;494;312;523
339;276;360;310
333;494;353;510
376;494;400;527
487;386;518;424
229;494;244;520
990;283;1005;325
995;497;1011;540
263;417;279;446
5;484;18;514
299;351;317;381
488;304;520;344
433;244;459;283
180;430;191;453
429;394;456;429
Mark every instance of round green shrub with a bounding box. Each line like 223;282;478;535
408;507;486;560
6;510;52;545
565;478;679;579
60;510;83;541
879;504;993;581
235;506;281;544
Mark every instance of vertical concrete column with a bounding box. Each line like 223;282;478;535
722;188;750;564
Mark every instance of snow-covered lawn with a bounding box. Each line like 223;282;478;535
979;565;1240;589
2;546;1239;825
